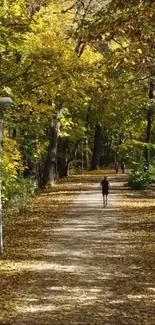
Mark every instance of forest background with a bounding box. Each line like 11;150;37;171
1;0;155;209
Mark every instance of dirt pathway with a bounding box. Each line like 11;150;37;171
1;175;155;325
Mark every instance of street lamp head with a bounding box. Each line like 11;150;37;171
0;97;12;107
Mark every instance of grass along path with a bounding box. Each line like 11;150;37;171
0;170;155;325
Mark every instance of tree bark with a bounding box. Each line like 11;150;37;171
58;138;81;177
144;80;154;166
42;106;62;186
57;138;70;178
90;123;102;170
84;137;89;169
58;161;70;178
84;104;91;169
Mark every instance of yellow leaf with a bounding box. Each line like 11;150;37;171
137;48;142;54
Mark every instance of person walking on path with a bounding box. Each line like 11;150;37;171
121;161;126;174
100;176;110;207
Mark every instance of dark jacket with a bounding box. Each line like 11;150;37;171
101;179;110;194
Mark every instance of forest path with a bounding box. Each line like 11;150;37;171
0;174;155;325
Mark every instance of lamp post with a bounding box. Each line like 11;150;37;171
0;97;12;253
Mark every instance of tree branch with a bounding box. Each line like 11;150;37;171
112;37;127;50
0;55;52;87
125;73;155;84
61;4;75;13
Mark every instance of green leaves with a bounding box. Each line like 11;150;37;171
1;0;155;190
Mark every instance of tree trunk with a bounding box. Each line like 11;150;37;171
144;80;154;166
90;123;102;170
84;104;91;169
57;138;70;177
145;109;153;165
58;161;70;178
42;107;62;186
84;137;89;169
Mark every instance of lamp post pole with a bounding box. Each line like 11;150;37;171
0;97;12;253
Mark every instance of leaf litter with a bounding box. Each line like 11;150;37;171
0;171;155;325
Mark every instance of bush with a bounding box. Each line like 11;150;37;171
1;137;38;212
147;165;155;183
128;165;155;190
3;177;37;212
128;169;151;190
